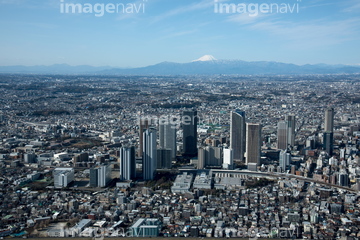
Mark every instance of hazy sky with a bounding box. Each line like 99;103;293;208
0;0;359;67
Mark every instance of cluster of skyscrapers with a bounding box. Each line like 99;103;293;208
119;111;198;181
117;107;336;181
230;110;262;170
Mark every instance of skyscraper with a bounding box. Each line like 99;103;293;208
197;147;205;169
277;115;296;150
246;123;261;171
286;115;296;147
323;131;333;155
277;121;287;150
182;110;198;157
138;118;149;158
325;108;334;132
159;118;177;160
279;150;291;172
120;146;136;181
157;149;172;169
324;108;334;155
143;129;157;180
230;110;246;162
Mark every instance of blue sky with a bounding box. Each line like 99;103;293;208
0;0;359;67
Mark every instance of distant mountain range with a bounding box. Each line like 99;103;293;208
1;56;360;75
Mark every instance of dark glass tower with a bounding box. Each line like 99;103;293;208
230;110;246;162
182;110;198;157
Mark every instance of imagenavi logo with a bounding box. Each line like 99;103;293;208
60;0;147;17
214;0;301;17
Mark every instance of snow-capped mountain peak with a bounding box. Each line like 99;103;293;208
192;55;217;62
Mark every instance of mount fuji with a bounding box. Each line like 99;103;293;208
192;55;217;62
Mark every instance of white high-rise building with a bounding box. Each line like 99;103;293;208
223;148;233;170
98;164;111;187
53;168;74;188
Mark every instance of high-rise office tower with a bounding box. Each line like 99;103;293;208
159;118;177;160
120;146;136;181
143;129;157;180
230;110;246;162
325;108;334;132
182;110;198;157
246;123;261;171
138;118;149;158
90;164;112;187
324;108;334;155
286;115;296;147
277;115;296;150
157;149;172;169
197;147;205;169
279;150;291;172
323;132;333;155
277;121;287;150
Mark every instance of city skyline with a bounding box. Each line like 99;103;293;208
0;0;360;67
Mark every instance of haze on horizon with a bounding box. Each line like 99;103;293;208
0;0;359;68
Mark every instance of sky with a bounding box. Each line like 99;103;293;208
0;0;359;67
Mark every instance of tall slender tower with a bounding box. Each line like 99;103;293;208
325;108;334;132
138;118;149;158
120;146;136;181
246;123;261;171
279;150;291;172
286;115;296;147
159;118;177;160
142;129;157;180
197;147;205;169
230;110;246;162
324;108;334;155
277;115;296;150
277;121;287;150
182;110;198;157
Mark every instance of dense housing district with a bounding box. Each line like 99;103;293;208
0;74;360;239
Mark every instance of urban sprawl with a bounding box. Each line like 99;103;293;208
0;74;360;239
